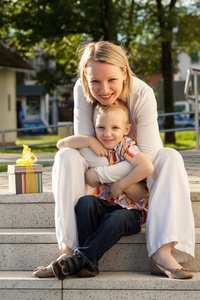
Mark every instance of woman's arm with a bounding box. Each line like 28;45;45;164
110;152;154;199
73;79;109;167
132;80;163;162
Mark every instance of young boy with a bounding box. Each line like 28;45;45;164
52;99;154;280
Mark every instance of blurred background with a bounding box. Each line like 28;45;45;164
0;0;200;149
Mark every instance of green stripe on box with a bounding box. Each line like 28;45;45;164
40;173;43;193
27;173;32;193
34;173;38;192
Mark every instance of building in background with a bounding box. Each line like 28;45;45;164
0;42;34;146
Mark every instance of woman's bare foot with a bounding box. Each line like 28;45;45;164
152;242;182;269
33;245;74;278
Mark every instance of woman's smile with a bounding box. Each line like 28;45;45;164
85;61;127;106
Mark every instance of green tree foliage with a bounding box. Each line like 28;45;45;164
1;0;200;143
122;0;200;144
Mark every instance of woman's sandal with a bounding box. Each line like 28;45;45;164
51;253;86;280
33;266;55;278
150;257;194;279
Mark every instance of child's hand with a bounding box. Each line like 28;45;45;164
88;137;108;157
85;168;100;187
109;181;124;199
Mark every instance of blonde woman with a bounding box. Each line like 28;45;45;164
34;41;195;279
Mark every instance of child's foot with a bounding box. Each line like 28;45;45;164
33;253;71;278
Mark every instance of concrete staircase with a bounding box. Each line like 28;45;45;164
1;156;200;299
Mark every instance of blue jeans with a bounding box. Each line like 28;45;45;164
75;195;143;268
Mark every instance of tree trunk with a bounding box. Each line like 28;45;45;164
161;41;175;144
125;0;135;49
100;0;115;41
156;0;176;144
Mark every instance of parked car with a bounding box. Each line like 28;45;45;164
158;115;195;130
174;100;195;119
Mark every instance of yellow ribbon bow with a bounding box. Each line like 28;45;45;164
16;145;37;166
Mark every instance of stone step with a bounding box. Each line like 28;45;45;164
1;192;200;228
0;271;200;300
0;193;55;228
0;228;200;272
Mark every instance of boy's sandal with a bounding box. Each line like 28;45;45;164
76;264;99;277
51;253;85;280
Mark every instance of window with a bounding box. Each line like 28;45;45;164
191;52;199;64
8;94;11;111
26;96;40;115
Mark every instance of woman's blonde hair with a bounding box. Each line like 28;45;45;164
78;41;134;103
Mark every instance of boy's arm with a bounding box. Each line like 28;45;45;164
110;152;154;199
57;135;108;157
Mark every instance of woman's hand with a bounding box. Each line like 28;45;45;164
109;181;124;199
85;168;100;187
124;181;149;202
110;181;149;202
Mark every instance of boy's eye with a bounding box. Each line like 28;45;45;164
113;126;119;130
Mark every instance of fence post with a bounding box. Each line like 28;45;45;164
1;131;5;147
194;71;200;149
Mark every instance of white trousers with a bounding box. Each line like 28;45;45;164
52;147;195;262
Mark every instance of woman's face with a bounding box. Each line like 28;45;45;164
85;61;127;106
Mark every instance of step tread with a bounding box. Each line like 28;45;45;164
0;228;145;243
0;228;56;243
1;228;200;244
0;271;200;290
0;192;54;203
0;191;199;202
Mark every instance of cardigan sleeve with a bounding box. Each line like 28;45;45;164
73;78;109;167
129;79;163;162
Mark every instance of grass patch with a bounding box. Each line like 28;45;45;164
160;131;197;150
0;134;59;153
0;165;7;172
0;131;198;155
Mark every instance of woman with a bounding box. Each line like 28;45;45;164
33;41;195;279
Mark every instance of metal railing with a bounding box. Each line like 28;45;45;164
184;67;200;149
0;112;198;150
158;111;197;133
0;122;73;150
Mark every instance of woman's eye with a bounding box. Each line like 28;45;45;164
109;78;116;82
91;80;99;83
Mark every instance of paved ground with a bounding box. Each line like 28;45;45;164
0;149;200;194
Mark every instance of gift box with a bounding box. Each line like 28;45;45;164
8;164;43;194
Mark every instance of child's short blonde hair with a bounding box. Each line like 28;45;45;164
93;99;130;126
78;41;134;103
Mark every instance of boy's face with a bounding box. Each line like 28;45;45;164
94;109;131;149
